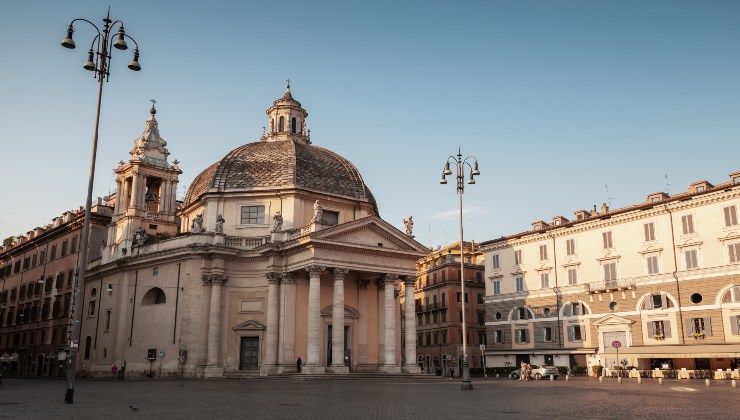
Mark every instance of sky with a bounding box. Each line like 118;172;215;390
1;0;739;248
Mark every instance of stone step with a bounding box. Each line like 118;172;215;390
268;373;436;381
223;371;262;379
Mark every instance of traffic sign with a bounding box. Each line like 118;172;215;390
611;340;622;349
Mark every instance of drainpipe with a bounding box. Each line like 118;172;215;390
548;233;563;350
666;205;685;345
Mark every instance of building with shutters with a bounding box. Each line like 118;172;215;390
480;170;740;373
0;203;111;377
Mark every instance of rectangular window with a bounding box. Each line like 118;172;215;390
644;222;656;241
477;294;484;304
23;257;30;270
568;325;583;341
685;249;699;270
566;239;576;256
647;255;659;274
691;318;706;335
681;214;695;234
540;273;549;289
31;254;37;268
652;294;663;309
50;245;57;260
515;329;528;344
539;244;548;261
729;243;740;264
39;250;46;264
458;310;462;322
478;332;486;345
70;236;78;253
441;310;446;322
456;292;461;302
518;307;527;320
321;210;339;226
61;240;68;257
492;280;501;295
441;293;446;306
514;250;522;265
493;330;503;344
602;231;613;249
492;254;500;269
567;268;578;285
651;320;668;338
240;205;265;225
88;300;95;316
441;330;447;344
603;262;617;283
543;327;552;342
477;311;485;325
515;277;524;292
724;206;738;227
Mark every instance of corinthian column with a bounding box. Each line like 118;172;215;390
403;276;420;373
382;274;401;373
331;268;350;373
304;265;325;374
260;272;281;376
130;173;140;209
204;274;227;378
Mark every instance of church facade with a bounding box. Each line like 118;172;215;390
81;87;427;378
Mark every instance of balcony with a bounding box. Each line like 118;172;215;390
585;278;636;294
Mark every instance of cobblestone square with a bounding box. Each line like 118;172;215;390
0;377;737;419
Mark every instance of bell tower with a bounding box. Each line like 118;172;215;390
262;80;310;144
104;102;181;261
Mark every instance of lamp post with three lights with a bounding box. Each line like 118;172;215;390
59;9;141;404
440;148;480;391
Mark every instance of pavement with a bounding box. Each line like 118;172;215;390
0;376;737;419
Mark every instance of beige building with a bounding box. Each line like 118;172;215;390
0;203;111;377
407;242;486;375
81;87;427;378
481;171;740;373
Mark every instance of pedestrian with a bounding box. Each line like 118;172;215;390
520;362;526;381
111;363;119;379
296;357;302;373
449;365;454;378
525;363;533;381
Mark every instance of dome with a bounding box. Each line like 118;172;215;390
183;140;377;209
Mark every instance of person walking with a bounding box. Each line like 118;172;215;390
520;362;526;381
296;357;302;373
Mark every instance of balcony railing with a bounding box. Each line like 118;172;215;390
585;277;636;293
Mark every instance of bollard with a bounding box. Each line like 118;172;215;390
618;376;622;384
599;376;603;383
658;378;663;385
550;375;554;381
565;375;570;381
732;380;736;388
705;379;710;387
496;374;500;379
637;377;642;385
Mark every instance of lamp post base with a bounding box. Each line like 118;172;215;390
460;360;473;391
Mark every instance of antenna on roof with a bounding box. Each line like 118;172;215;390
604;184;615;207
664;173;672;195
427;223;432;250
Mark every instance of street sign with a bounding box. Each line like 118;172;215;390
611;340;622;349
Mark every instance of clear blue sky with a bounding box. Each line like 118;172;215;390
1;0;739;247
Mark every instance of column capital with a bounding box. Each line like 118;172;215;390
201;274;212;286
210;273;228;286
266;272;281;284
333;268;350;279
383;274;400;285
357;278;369;289
281;273;295;284
403;276;416;286
305;265;326;278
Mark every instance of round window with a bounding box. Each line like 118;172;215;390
543;308;551;317
495;312;502;320
690;293;702;304
608;301;618;311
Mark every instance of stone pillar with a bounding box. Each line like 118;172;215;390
330;268;349;373
204;274;227;378
403;276;420;373
159;181;168;213
113;179;123;214
130;173;140;209
260;273;281;376
304;265;325;374
377;279;385;366
357;278;369;367
382;274;401;373
278;273;296;372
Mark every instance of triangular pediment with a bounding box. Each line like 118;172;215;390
313;216;428;252
232;320;266;331
593;314;635;326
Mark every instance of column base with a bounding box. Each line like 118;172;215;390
402;364;421;374
203;365;224;378
381;365;402;374
329;365;349;374
302;365;326;374
259;365;279;377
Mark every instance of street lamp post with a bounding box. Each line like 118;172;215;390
440;147;479;391
59;9;141;404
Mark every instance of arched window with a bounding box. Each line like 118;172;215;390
142;287;166;305
84;336;92;359
90;288;97;298
511;306;533;321
278;116;285;132
291;117;297;133
563;301;589;316
721;285;740;304
55;273;64;289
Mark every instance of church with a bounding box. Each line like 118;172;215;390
80;86;427;378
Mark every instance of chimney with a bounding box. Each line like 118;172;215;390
647;191;669;204
552;216;569;226
531;220;550;231
600;203;609;214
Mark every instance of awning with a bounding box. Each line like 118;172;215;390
613;344;740;359
487;349;595;355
